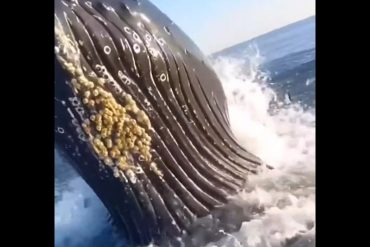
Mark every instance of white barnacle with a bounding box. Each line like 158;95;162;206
85;1;93;8
118;70;125;79
133;32;140;41
144;98;151;107
159;73;167;82
57;127;65;134
95;64;103;73
78;132;88;142
148;48;157;57
119;170;128;183
124;26;131;34
76;106;84;114
135;167;144;174
182;105;188;112
104;45;111;55
133;43;141;53
71;118;80;127
145;33;152;41
69;97;80;106
126;169;137;184
113;167;120;178
157;38;165;46
138;155;145;162
118;71;132;85
114;85;123;94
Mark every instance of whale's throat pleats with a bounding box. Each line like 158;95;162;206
55;0;264;246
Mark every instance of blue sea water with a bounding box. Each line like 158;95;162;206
213;16;315;109
55;16;316;247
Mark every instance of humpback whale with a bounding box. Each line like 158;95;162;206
54;0;269;246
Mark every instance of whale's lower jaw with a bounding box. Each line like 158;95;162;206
55;58;262;246
54;0;265;246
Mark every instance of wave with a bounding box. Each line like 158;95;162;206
205;57;315;247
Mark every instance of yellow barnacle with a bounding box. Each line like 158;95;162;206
124;94;133;102
117;142;125;150
117;156;128;170
113;148;121;157
69;67;76;75
101;128;108;138
92;144;101;155
109;150;117;159
104;157;113;166
78;76;90;87
127;132;134;138
75;67;82;75
95;114;102;124
97;78;105;86
93;137;101;145
144;135;152;142
150;162;163;177
55;27;157;176
93;89;99;97
128;140;135;149
104;109;113;117
133;107;140;114
88;100;95;107
114;138;122;145
135;128;143;136
136;140;143;148
98;87;109;97
106;126;113;136
101;149;109;158
125;104;132;112
105;139;113;149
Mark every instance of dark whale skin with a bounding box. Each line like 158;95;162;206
54;0;266;246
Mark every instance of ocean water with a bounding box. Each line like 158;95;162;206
55;16;315;247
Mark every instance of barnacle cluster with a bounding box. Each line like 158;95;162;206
55;19;159;178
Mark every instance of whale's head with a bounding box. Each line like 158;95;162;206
55;0;265;246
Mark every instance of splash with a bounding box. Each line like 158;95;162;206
54;152;124;247
206;55;315;247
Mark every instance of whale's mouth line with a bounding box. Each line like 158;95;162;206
55;0;268;246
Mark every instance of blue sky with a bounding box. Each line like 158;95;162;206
150;0;315;54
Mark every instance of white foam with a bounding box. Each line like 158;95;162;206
205;56;315;247
55;177;106;246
